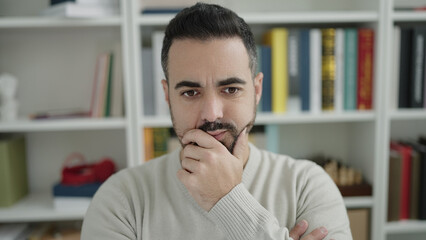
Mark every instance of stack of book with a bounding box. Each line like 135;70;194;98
43;0;120;18
259;28;374;114
388;136;426;221
393;26;426;109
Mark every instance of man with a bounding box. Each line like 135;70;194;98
82;3;352;240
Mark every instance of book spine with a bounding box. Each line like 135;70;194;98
334;28;345;112
357;29;374;110
104;52;114;117
300;29;310;112
392;26;401;110
142;48;155;116
111;44;124;117
400;145;412;220
153;128;170;158
344;28;358;111
419;145;426;219
388;149;402;222
263;28;288;113
321;28;335;111
144;128;154;161
90;53;101;117
288;29;300;112
262;46;272;112
398;28;412;108
310;29;322;114
410;27;426;108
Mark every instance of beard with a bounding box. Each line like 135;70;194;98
170;104;257;154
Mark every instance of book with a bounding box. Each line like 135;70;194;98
357;28;374;110
392;26;401;110
299;29;310;112
29;109;90;120
288;29;301;113
110;44;124;117
347;209;369;240
321;28;335;111
334;28;345;112
144;128;154;161
398;27;413;108
153;128;170;158
261;46;272;112
53;182;101;197
310;28;322;114
42;2;119;18
142;48;155;116
417;138;426;220
411;27;426;108
50;0;119;6
344;28;358;111
0;135;28;207
104;52;114;117
90;53;109;118
152;31;169;116
54;196;91;212
389;142;412;220
263;28;288;113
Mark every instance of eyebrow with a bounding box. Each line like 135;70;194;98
174;77;246;90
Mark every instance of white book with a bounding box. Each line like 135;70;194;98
142;48;155;116
334;28;345;113
54;196;92;212
111;44;124;117
309;29;322;114
43;2;119;18
393;26;401;110
152;31;170;116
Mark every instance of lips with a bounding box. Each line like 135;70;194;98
207;130;227;141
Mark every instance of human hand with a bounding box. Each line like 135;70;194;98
289;220;332;240
177;128;248;211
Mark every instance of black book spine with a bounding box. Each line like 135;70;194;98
410;27;426;108
399;28;412;108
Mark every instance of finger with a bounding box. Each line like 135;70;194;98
232;128;248;160
181;157;200;174
289;220;308;240
302;226;328;240
182;144;204;161
181;129;218;148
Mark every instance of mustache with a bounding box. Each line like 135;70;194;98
198;121;237;133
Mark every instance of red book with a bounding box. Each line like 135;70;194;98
390;142;412;220
357;29;374;110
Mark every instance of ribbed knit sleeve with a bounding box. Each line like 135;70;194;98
208;183;292;240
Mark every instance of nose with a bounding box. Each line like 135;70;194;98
200;92;223;122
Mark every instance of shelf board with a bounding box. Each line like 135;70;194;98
390;109;426;120
0;117;127;132
343;196;373;209
0;17;122;28
139;11;378;26
393;11;426;22
141;111;375;128
0;193;86;223
385;220;426;234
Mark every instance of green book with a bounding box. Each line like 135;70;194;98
153;128;170;158
0;135;28;207
344;28;358;110
104;52;114;117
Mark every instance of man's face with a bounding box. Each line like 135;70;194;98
162;37;263;153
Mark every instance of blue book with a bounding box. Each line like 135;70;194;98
261;46;272;112
53;182;102;197
299;29;310;111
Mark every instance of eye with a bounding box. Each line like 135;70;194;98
182;90;199;97
223;87;239;94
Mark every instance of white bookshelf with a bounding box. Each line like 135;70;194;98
1;0;425;239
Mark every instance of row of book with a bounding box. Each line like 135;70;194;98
29;47;124;120
388;137;426;221
260;27;374;113
142;28;375;116
393;26;426;109
43;0;119;18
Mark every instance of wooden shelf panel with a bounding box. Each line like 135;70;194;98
0;118;127;132
0;17;122;28
139;11;378;26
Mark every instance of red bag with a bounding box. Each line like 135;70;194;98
61;152;116;186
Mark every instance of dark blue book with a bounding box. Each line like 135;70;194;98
53;182;102;197
398;27;412;108
261;46;272;112
299;29;310;111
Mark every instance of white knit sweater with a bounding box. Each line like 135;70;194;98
81;144;352;240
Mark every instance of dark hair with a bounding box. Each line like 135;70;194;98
161;2;257;81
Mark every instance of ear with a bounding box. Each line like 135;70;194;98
161;79;170;106
254;72;263;106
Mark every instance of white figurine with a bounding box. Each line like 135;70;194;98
0;73;19;121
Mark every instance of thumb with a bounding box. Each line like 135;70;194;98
232;128;248;160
